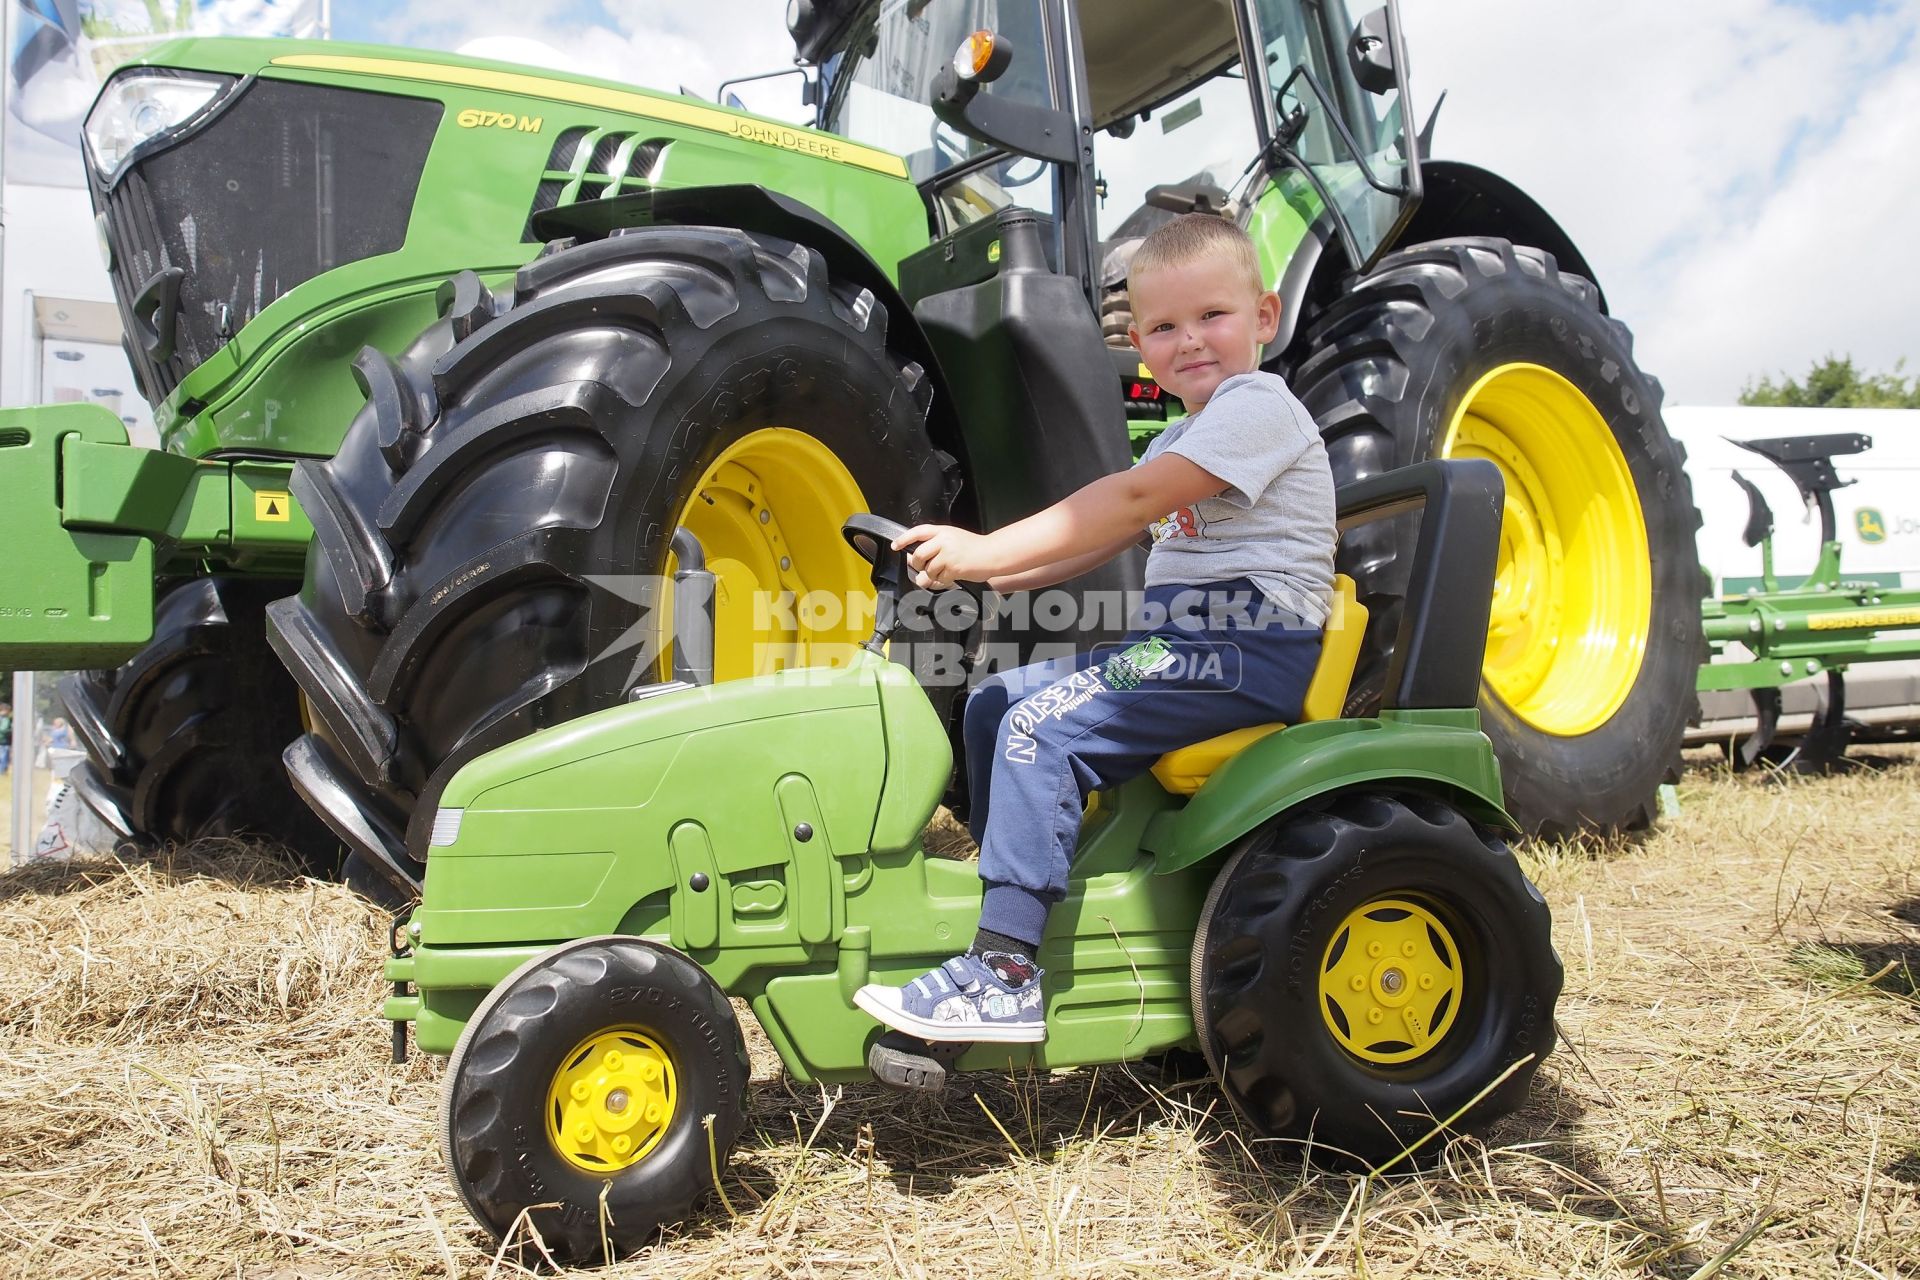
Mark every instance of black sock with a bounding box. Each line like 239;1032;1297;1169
970;928;1039;987
971;927;1036;958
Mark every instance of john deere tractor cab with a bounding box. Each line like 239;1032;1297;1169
806;0;1418;307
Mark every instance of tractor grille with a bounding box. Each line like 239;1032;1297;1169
97;79;442;404
523;127;666;239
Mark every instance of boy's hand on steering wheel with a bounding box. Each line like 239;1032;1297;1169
892;524;993;591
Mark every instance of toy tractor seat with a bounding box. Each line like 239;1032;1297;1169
1149;573;1368;796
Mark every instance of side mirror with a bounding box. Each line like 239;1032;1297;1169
1348;7;1397;96
930;28;1075;164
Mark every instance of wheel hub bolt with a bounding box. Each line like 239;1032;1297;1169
604;1050;624;1070
605;1088;630;1114
1380;968;1405;995
571;1081;591;1102
640;1059;660;1082
612;1134;633;1155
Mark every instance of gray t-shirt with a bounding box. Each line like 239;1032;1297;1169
1138;370;1335;627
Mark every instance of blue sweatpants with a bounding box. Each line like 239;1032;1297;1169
962;578;1324;945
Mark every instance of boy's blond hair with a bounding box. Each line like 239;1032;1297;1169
1128;213;1264;297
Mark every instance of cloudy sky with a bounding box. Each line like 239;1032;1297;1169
334;0;1918;405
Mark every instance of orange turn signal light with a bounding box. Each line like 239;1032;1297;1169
951;29;1012;83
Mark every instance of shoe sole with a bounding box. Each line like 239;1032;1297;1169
852;987;1046;1043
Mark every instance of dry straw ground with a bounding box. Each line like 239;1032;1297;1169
1;753;1915;1279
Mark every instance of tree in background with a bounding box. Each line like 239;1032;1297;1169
1741;355;1920;408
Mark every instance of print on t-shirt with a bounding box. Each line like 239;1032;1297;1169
1149;504;1231;543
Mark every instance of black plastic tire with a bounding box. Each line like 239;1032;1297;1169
1289;238;1706;837
440;936;750;1261
57;577;339;870
265;227;952;869
1192;791;1560;1165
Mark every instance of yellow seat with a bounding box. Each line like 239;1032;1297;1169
1148;574;1368;796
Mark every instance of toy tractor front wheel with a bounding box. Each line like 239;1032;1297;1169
1191;791;1560;1165
440;936;750;1263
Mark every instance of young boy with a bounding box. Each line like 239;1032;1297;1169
853;214;1336;1043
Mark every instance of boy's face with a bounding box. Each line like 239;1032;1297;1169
1127;255;1281;408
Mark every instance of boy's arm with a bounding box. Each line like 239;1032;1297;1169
986;531;1143;593
895;454;1225;587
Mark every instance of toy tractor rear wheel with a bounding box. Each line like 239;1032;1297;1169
266;227;952;878
440;936;750;1262
57;577;340;870
1290;238;1707;837
1191;791;1560;1165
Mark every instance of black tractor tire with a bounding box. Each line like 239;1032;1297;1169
57;577;340;871
440;936;750;1261
1289;238;1706;838
1191;791;1561;1166
265;227;953;872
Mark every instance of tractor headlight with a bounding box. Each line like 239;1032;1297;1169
429;808;465;847
84;71;234;182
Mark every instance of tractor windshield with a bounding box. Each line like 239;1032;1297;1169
819;0;1058;230
1246;0;1413;266
1091;62;1259;241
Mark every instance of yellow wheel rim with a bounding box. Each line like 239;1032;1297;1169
669;428;874;682
1440;362;1650;736
545;1028;677;1173
1320;898;1464;1066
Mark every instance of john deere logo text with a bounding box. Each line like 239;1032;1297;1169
723;116;849;162
1856;507;1888;544
457;108;544;133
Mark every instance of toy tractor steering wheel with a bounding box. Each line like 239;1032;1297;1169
842;513;916;653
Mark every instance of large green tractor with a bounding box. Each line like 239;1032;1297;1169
1;0;1701;892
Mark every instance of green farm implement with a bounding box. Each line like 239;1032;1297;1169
1700;432;1920;770
390;457;1561;1258
1;0;1702;891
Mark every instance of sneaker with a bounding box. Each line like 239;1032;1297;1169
853;952;1046;1043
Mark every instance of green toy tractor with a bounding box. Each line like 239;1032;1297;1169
393;455;1561;1260
3;0;1701;889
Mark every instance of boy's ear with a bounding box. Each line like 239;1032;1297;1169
1126;323;1142;353
1255;290;1282;343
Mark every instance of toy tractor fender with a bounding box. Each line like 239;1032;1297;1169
1144;457;1515;875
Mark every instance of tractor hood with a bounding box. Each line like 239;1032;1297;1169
83;38;926;459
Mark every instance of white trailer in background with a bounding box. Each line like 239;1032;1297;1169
1667;405;1920;749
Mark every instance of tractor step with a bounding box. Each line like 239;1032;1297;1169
867;1032;969;1094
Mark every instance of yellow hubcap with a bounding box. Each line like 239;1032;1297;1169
670;428;874;682
546;1028;677;1172
1320;898;1463;1065
1441;363;1651;735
